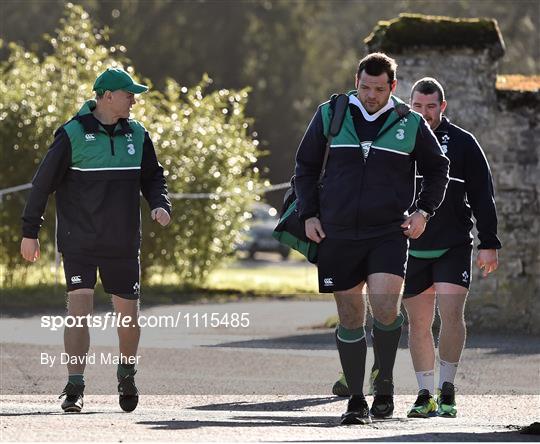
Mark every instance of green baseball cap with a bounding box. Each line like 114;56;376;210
93;68;148;94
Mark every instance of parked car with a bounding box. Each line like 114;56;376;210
236;203;290;260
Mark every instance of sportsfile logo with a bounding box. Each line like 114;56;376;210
85;133;96;141
40;311;251;331
323;277;334;287
71;275;82;284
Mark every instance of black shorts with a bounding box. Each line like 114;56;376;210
317;231;408;293
403;244;473;298
63;255;141;299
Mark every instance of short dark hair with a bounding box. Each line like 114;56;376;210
356;52;397;83
411;77;446;103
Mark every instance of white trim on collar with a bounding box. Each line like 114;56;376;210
349;94;394;122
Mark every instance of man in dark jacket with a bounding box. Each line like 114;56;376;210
20;67;171;413
295;53;449;424
403;77;501;419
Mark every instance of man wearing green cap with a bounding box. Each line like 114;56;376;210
20;67;171;413
93;67;149;95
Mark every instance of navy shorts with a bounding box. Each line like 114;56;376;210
317;231;409;293
403;244;473;298
63;255;141;299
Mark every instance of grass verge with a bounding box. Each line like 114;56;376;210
1;258;322;314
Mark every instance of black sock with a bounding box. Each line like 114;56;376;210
372;313;404;382
371;328;380;374
335;325;367;395
117;363;135;379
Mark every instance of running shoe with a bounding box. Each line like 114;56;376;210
341;395;372;425
437;382;457;418
59;382;84;413
407;389;437;418
332;372;349;397
370;378;394;419
118;371;139;412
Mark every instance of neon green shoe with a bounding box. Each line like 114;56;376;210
332;372;349;397
332;366;378;398
407;389;437;418
437;382;457;418
367;367;379;396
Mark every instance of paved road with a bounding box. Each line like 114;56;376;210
2;394;537;442
1;300;539;441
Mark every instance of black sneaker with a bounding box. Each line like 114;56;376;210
59;382;84;413
370;378;394;419
340;395;372;425
118;371;139;412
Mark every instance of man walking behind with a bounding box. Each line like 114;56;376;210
404;77;501;419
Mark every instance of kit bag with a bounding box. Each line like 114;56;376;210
271;93;350;263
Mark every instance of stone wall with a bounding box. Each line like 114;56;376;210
366;15;540;334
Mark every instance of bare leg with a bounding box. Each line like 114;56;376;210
112;295;140;361
334;282;366;329
367;273;403;325
64;289;94;375
436;282;468;363
402;286;437;372
113;295;140;413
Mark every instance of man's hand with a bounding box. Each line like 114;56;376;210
477;249;498;277
305;217;326;243
21;237;40;262
151;207;171;226
401;211;427;239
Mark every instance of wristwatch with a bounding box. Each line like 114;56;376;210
416;209;430;221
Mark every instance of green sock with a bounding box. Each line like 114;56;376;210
117;363;135;379
372;313;404;382
335;325;367;395
68;374;84;386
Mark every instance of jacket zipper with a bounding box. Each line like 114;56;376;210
98;125;116;156
353;114;403;235
355;151;367;237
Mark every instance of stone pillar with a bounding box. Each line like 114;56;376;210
365;14;540;333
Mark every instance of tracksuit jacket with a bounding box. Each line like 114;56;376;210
295;93;450;240
22;100;171;258
410;116;502;251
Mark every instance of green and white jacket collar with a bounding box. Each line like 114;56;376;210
348;91;396;122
